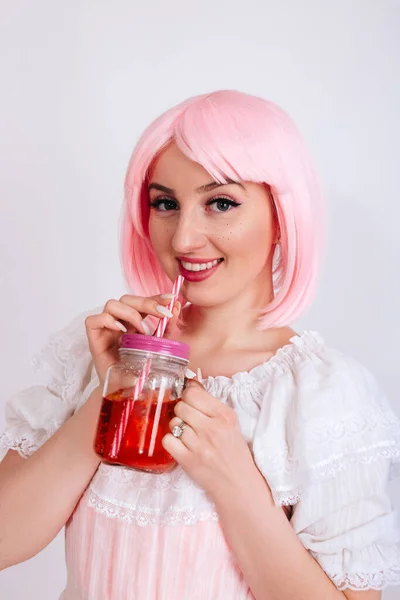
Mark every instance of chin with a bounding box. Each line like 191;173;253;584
180;283;232;308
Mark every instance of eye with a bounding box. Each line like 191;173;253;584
206;197;241;213
149;197;179;212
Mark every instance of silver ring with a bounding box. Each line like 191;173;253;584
172;420;187;439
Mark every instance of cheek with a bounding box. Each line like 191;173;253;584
213;215;274;260
149;217;173;253
243;219;274;249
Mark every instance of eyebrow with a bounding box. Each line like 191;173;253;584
148;179;245;195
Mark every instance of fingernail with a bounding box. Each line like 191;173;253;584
185;368;196;379
115;320;128;333
156;304;173;318
197;367;203;381
160;293;177;300
141;319;153;335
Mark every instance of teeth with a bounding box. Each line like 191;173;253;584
181;259;220;272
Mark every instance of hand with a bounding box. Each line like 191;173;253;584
85;294;180;386
162;380;256;499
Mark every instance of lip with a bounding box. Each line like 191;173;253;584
177;258;223;282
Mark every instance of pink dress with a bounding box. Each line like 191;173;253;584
1;308;400;599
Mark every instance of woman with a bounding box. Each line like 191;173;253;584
1;90;399;600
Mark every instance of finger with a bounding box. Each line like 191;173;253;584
184;378;205;390
85;312;131;335
102;296;176;334
174;399;209;432
169;417;198;451
141;316;156;336
162;433;191;463
171;300;181;322
182;384;222;417
164;300;181;336
101;300;148;334
118;294;176;321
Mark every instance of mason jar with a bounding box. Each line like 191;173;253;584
94;334;190;474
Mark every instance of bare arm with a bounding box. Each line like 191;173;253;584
164;382;383;600
0;386;102;570
0;293;179;571
213;467;381;600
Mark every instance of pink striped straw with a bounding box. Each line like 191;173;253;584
134;362;150;400
147;378;167;457
132;357;151;411
134;276;184;400
110;394;132;458
155;275;184;337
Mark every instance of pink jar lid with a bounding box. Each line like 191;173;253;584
120;334;190;362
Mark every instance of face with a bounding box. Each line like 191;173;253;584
148;143;277;308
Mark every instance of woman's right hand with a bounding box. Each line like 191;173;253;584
85;294;179;386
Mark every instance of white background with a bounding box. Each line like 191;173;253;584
1;1;399;598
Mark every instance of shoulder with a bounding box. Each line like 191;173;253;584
39;305;101;349
271;329;398;433
265;329;382;398
252;331;400;504
286;333;393;424
0;306;102;459
33;305;101;373
30;305;102;404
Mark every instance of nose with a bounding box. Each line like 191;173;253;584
171;211;207;255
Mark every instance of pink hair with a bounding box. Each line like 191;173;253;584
120;90;325;328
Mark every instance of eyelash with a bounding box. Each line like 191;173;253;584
149;196;241;213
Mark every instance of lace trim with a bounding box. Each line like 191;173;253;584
260;439;400;478
32;338;89;403
256;406;400;475
268;443;400;506
330;567;400;591
93;461;201;492
31;309;97;404
86;488;219;526
272;490;303;506
306;406;399;446
0;426;63;459
0;433;37;458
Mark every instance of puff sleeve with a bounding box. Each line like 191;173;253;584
0;308;99;460
252;336;400;591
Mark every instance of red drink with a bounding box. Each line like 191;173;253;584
94;387;178;473
93;333;190;473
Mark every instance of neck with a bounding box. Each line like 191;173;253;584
182;276;274;349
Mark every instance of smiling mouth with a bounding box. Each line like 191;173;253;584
179;258;224;272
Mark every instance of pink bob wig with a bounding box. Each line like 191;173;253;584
120;90;324;328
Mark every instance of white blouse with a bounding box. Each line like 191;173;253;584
1;308;400;598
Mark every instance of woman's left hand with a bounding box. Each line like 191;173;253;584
162;379;257;499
